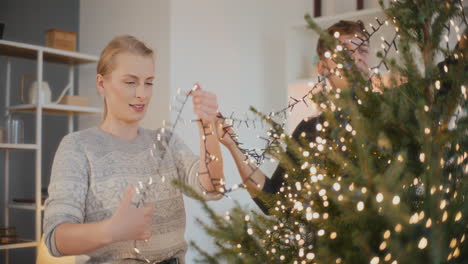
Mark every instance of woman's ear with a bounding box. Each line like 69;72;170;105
96;74;105;96
317;59;327;76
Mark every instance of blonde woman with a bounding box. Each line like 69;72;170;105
43;35;224;264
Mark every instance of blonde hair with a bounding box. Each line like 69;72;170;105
97;35;154;119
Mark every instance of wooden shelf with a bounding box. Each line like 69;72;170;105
0;39;98;65
0;144;38;150
8;202;44;211
291;8;384;30
0;240;38;250
10;104;102;114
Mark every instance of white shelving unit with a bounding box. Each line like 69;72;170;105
0;39;100;262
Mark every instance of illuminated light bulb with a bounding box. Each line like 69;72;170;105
317;229;325;236
418;237;428;249
450;239;457;249
357;201;365;211
383;230;391;239
310;166;317;174
425;128;430;134
385;254;392;262
379;241;387;250
419;153;425;162
409;213;419;224
306;211;313;221
425;218;432;228
334;31;340;38
418;211;425;220
376;193;384;203
395;224;402;232
455;211;462;222
392;196;400;205
440;200;447;210
296;182;302;191
324;51;331;58
333;183;341;191
330;232;337;239
370;256;380;264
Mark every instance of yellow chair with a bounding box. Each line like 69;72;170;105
36;236;76;264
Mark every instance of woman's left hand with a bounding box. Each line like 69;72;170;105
189;83;219;123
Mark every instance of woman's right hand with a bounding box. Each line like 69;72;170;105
215;117;237;148
105;185;154;243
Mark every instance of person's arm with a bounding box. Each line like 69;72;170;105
218;123;286;214
54;221;111;256
170;83;224;200
54;185;153;256
223;140;266;196
196;121;224;194
218;117;320;214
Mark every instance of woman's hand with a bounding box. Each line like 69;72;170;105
105;185;154;243
215;117;237;148
189;83;219;124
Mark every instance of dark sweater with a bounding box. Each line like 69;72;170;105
253;115;324;214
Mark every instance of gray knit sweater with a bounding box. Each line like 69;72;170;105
43;127;219;264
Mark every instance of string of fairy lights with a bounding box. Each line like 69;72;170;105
127;0;468;261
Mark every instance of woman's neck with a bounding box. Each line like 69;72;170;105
100;116;139;141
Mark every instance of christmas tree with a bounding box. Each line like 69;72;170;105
179;0;468;263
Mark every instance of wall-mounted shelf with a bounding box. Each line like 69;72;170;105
0;40;99;65
290;8;383;30
0;144;39;150
0;241;38;250
10;104;101;115
8;202;45;211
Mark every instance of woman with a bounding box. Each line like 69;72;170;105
43;35;224;264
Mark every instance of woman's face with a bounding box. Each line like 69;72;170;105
318;33;370;89
98;52;155;124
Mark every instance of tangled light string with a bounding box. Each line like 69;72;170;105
127;6;468;261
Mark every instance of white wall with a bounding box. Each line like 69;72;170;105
169;0;312;261
78;0;171;130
